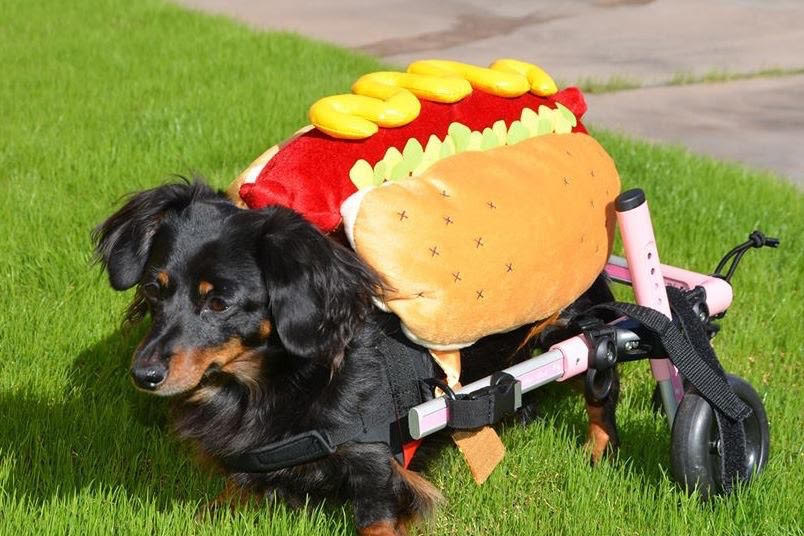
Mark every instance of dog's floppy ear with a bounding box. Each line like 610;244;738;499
92;179;217;290
257;206;379;365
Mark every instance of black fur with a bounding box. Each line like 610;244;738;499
257;207;378;367
93;178;619;532
92;179;435;530
92;180;219;291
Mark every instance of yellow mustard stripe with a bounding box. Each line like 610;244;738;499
352;71;472;104
309;92;421;139
489;58;558;96
406;59;530;97
309;59;558;140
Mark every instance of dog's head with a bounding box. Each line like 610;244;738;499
92;179;378;396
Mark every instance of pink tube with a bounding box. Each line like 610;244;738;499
605;258;734;317
659;264;734;315
616;191;684;401
554;334;591;381
618;201;672;317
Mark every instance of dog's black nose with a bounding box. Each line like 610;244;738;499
130;364;167;390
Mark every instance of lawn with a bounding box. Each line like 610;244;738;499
0;0;802;534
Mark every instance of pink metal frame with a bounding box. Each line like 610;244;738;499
407;194;734;439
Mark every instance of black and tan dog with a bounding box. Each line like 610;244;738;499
93;179;619;535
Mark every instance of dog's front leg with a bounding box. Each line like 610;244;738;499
351;464;407;536
357;519;406;536
351;456;442;536
353;488;406;536
196;477;262;520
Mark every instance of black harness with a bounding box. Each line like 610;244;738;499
222;316;436;472
221;314;522;473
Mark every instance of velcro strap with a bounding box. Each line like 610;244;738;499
585;288;750;491
447;373;519;429
591;301;750;422
666;286;749;491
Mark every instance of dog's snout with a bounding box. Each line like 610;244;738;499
130;364;167;390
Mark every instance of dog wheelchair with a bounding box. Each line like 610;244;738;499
406;187;776;498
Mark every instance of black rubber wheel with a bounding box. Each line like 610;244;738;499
670;374;769;499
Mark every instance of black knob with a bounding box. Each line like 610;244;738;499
592;338;617;370
585;368;614;404
616;188;646;212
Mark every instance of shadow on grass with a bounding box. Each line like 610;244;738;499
0;326;218;510
0;327;673;513
509;377;671;486
410;370;673;492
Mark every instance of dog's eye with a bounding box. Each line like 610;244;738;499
207;297;228;313
142;283;160;301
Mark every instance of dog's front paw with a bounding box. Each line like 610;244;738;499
195;479;260;521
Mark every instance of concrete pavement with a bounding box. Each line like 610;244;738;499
175;0;804;185
585;75;804;183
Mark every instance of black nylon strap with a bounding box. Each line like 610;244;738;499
374;331;429;423
446;372;519;429
447;396;497;429
325;398;398;446
589;300;750;422
665;287;748;490
585;288;749;490
325;322;432;452
222;430;336;473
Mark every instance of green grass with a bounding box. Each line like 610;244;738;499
668;67;804;87
1;0;802;534
565;75;643;94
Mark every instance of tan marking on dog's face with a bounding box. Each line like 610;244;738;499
259;319;272;340
154;338;247;396
198;280;213;296
221;351;263;393
186;323;270;400
156;271;169;286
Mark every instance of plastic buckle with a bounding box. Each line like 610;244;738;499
685;286;721;337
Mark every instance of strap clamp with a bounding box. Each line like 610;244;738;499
437;372;522;430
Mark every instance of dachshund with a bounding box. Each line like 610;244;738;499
92;179;619;535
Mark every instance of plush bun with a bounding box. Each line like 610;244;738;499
342;133;620;349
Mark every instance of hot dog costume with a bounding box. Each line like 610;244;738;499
227;59;620;482
229;58;620;351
